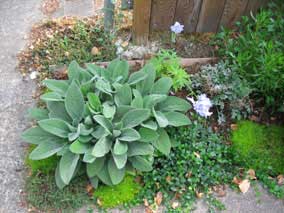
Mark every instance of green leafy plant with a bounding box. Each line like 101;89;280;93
22;59;191;189
257;173;284;198
137;123;237;211
93;175;141;208
192;62;251;123
211;2;284;109
149;49;191;92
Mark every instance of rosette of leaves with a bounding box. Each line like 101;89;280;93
22;59;191;189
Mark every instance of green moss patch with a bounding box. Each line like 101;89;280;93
25;145;58;175
231;120;284;174
93;175;141;208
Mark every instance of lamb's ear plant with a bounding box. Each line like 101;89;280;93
22;59;191;189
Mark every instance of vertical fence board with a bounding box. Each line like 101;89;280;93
174;0;202;32
244;0;268;16
196;0;226;32
150;0;177;31
133;0;152;45
219;0;249;29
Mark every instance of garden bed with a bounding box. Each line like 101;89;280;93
19;1;284;212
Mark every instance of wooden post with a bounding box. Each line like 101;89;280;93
104;0;115;32
133;0;152;45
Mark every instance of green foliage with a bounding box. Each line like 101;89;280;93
93;175;141;208
25;174;91;212
231;120;284;174
149;49;191;92
257;173;284;198
33;20;116;71
192;62;251;123
25;145;58;175
22;59;191;189
137;123;237;211
212;2;284;109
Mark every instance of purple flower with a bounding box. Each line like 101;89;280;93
187;94;213;118
170;22;184;34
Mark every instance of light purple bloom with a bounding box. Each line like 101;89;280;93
170;22;184;34
187;94;213;118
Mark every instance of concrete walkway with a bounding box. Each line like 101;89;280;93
0;1;42;212
0;0;283;212
0;0;96;212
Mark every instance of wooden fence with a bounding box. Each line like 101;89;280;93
133;0;270;44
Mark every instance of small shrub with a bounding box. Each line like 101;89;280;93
25;174;90;211
93;175;141;208
231;120;284;174
149;49;191;92
138;123;237;211
25;145;58;174
192;62;251;123
22;59;191;189
211;2;284;109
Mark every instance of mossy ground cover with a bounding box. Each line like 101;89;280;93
231;120;284;174
93;175;141;208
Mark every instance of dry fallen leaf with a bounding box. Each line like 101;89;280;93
145;207;153;213
121;41;129;48
86;184;93;196
91;46;101;55
232;176;242;185
171;201;179;209
166;176;172;183
135;176;142;184
249;115;259;122
213;126;219;132
155;192;163;206
212;185;226;197
230;124;238;130
247;169;257;180
194;152;201;158
277;175;284;185
97;198;103;206
174;192;182;200
185;171;192;178
41;0;60;15
239;179;250;193
144;199;149;207
195;190;204;198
